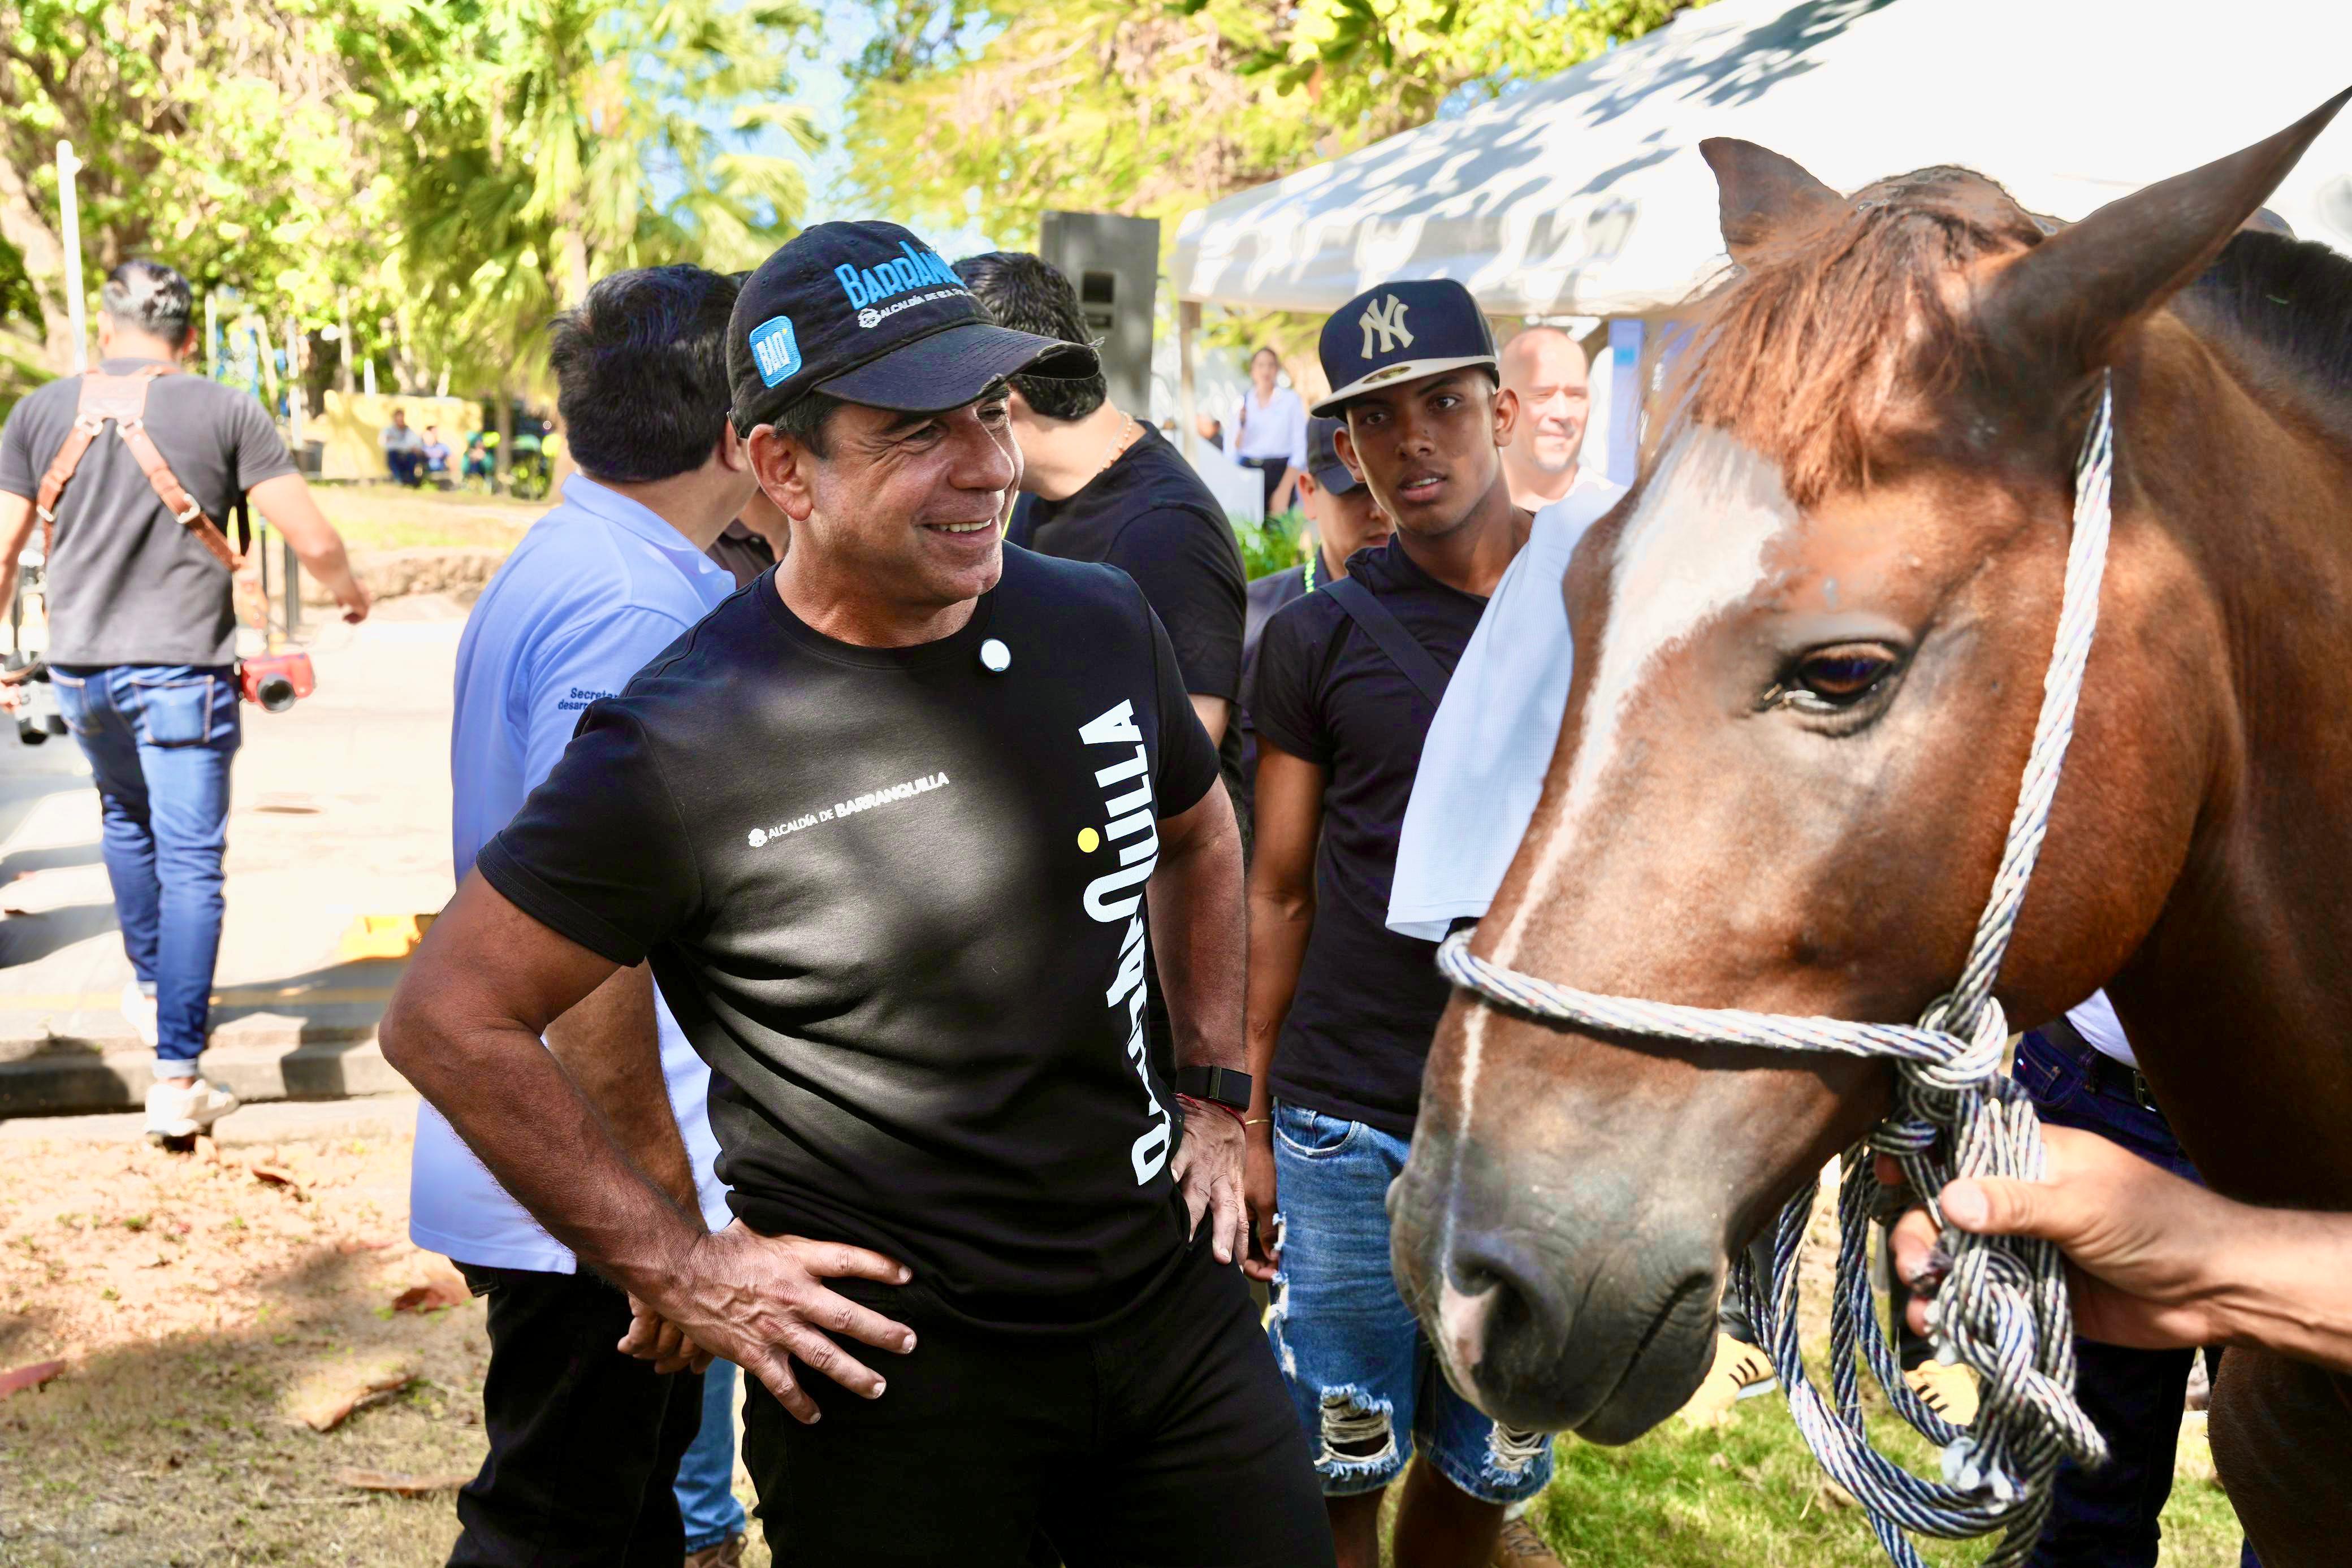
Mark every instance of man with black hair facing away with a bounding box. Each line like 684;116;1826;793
380;221;1331;1568
952;253;1246;761
413;265;753;1566
1244;280;1564;1568
0;259;370;1144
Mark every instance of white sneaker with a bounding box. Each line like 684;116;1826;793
145;1077;240;1140
121;979;159;1048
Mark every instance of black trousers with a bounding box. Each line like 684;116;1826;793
741;1232;1334;1568
449;1265;707;1568
1239;455;1287;513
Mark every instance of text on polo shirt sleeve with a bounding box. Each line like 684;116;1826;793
518;607;694;794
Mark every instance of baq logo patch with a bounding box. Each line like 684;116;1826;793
747;315;801;387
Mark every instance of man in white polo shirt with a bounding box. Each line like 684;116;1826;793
414;265;751;1566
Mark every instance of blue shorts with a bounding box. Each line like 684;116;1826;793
1267;1100;1555;1503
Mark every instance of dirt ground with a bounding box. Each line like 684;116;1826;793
0;1103;2234;1567
0;1101;766;1567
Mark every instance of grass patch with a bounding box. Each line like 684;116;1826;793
1525;1385;2244;1567
310;485;543;554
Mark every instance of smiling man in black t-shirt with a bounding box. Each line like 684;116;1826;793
1243;281;1557;1568
380;223;1330;1568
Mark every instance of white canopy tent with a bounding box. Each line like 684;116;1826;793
1171;0;2352;478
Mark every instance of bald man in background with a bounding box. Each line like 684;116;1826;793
1496;327;1597;512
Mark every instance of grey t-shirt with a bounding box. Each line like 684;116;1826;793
0;358;296;666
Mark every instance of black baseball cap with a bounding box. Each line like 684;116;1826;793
1311;278;1498;418
1304;416;1359;495
728;220;1099;433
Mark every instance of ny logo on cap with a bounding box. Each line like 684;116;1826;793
1359;295;1413;359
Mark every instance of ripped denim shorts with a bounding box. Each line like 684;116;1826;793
1265;1100;1555;1502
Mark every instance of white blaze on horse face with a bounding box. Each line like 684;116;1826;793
1491;425;1798;970
1446;429;1797;1166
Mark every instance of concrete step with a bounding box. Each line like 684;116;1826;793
0;1033;409;1117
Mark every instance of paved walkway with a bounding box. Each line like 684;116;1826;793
0;596;465;1115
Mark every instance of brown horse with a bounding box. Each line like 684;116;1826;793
1387;94;2352;1565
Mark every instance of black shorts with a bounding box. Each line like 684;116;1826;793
742;1231;1333;1567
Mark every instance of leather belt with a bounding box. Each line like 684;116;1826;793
2042;1014;2164;1116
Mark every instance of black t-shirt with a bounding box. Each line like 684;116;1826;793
1235;559;1313;822
1008;426;1245;706
1011;423;1253;1054
477;547;1222;1330
1250;539;1486;1137
0;359;296;666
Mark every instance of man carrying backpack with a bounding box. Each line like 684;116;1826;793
0;259;370;1142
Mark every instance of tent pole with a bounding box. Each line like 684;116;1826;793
1179;300;1200;462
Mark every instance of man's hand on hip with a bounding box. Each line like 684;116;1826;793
1171;1107;1248;1267
1242;1120;1279;1284
620;1220;916;1423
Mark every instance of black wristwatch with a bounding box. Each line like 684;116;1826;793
1175;1065;1253;1111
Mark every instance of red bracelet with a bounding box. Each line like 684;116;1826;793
1177;1093;1247;1129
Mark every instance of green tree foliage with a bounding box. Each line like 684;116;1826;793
0;0;819;393
340;0;818;397
844;0;1704;243
0;0;379;367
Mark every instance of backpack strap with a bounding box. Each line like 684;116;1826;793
1320;574;1451;707
34;365;243;571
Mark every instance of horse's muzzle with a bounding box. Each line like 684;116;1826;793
1390;1124;1724;1442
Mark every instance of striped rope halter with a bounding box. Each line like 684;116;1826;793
1436;380;2120;1566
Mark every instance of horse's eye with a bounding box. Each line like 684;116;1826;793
1794;645;1895;705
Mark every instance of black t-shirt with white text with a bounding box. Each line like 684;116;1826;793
478;547;1222;1330
1250;538;1485;1137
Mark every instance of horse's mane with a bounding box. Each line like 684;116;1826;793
1664;166;2044;506
1668;169;2352;504
2178;230;2352;434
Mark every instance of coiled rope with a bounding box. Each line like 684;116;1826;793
1435;380;2120;1567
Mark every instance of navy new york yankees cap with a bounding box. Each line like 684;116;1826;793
1311;279;1498;419
729;220;1099;434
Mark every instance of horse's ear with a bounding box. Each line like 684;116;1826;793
1701;138;1844;263
1984;87;2352;373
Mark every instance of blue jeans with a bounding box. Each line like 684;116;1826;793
1267;1100;1554;1504
49;664;239;1076
2015;1030;2258;1568
675;1359;746;1552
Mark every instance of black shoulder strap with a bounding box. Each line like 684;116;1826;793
1320;575;1450;706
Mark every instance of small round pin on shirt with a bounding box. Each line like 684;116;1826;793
979;638;1011;674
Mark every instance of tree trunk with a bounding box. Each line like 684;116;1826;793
0;154;77;374
495;388;514;491
555;226;591;309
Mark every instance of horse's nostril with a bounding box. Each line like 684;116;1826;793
1444;1232;1570;1373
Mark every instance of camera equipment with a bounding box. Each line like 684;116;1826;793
237;649;315;713
2;655;66;746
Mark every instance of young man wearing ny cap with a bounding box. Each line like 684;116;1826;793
1243;279;1566;1568
380;220;1331;1568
